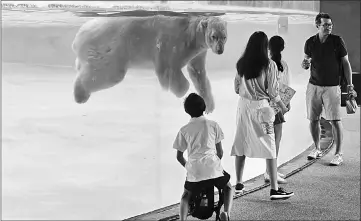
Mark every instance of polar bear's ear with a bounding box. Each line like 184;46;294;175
196;19;208;33
200;19;208;29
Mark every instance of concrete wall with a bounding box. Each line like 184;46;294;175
320;0;360;73
210;0;320;12
320;1;361;105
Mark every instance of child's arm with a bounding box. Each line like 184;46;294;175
173;130;188;167
176;150;187;167
214;122;224;159
216;141;223;159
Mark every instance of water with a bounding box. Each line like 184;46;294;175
2;4;315;220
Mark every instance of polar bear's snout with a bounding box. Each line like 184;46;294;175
215;44;224;54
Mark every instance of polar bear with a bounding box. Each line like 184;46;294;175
72;15;227;113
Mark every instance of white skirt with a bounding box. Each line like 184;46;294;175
231;96;276;159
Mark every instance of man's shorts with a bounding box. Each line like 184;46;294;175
184;171;230;193
274;111;286;125
306;83;341;121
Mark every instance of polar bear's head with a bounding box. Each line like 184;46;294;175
199;17;227;55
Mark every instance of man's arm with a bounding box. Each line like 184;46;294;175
341;55;353;85
301;54;311;70
302;39;312;69
176;150;187;167
304;54;311;59
337;36;356;93
341;55;357;97
216;142;223;159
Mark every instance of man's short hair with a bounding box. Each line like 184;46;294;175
315;12;332;26
184;93;206;118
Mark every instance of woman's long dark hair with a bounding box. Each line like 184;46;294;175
236;31;269;80
269;35;285;72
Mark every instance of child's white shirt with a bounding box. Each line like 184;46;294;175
173;116;224;182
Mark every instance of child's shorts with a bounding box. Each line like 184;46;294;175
184;171;230;193
274;111;286;125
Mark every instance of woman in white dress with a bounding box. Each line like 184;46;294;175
231;31;294;200
262;35;291;184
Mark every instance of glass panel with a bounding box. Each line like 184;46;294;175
2;1;317;220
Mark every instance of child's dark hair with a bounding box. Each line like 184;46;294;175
269;35;285;72
184;93;206;118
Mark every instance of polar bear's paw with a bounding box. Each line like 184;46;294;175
74;78;90;104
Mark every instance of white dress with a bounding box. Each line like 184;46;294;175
231;60;281;159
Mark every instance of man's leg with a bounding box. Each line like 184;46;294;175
330;120;343;154
323;86;343;165
310;119;321;150
306;83;323;159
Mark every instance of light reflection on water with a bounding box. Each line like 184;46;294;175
2;10;314;27
2;1;315;25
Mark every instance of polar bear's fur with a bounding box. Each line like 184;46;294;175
72;15;227;113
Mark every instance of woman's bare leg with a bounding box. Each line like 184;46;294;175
235;155;246;184
266;158;278;190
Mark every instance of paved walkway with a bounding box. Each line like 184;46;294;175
127;109;360;221
222;110;360;220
